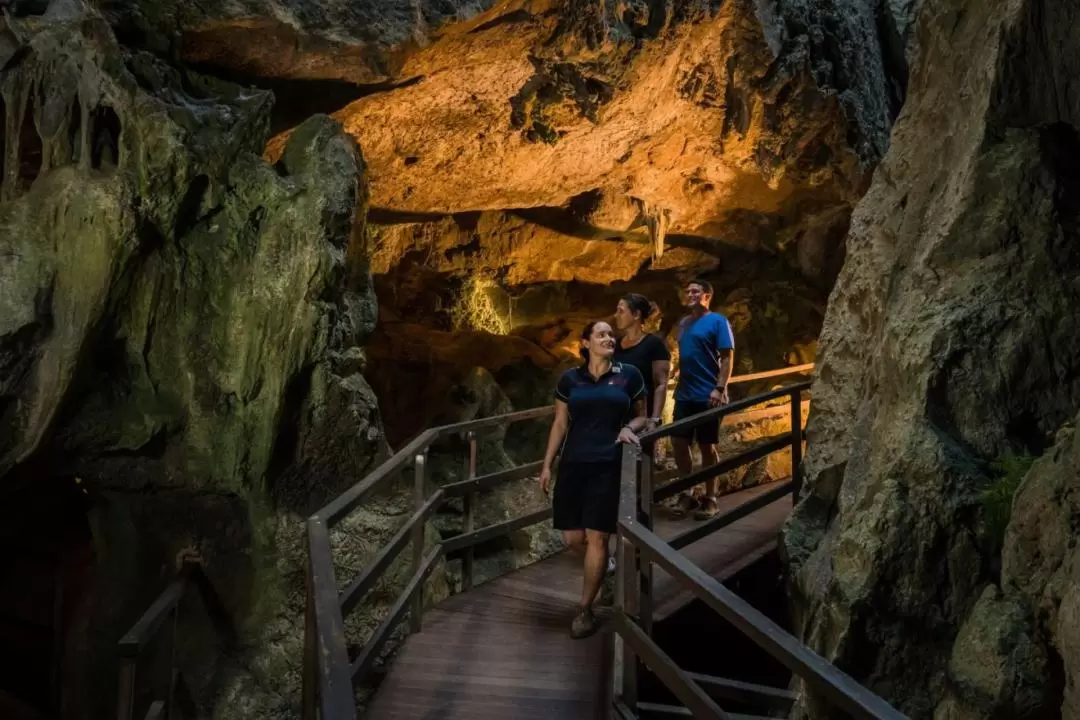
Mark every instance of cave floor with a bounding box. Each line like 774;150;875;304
366;484;789;719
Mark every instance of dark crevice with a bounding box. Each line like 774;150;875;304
184;63;423;135
875;0;909;119
18;88;43;190
0;93;6;190
265;363;316;496
97;428;170;459
174;174;210;239
8;0;50;17
469;9;535;34
67;96;82;165
89;105;121;169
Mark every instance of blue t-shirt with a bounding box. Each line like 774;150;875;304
555;362;646;464
675;312;734;402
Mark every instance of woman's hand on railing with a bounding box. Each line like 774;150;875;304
617;427;640;447
539;466;552;495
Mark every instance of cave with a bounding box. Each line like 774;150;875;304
5;0;1080;718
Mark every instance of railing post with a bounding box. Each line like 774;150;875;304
462;431;477;591
164;606;178;719
617;443;642;708
116;658;136;720
791;389;803;503
637;449;654;639
302;559;317;720
411;452;427;633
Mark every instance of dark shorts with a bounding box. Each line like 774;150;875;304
552;460;620;534
670;399;720;445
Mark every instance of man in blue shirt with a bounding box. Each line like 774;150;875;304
669;279;734;519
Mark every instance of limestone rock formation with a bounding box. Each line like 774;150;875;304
782;0;1080;716
261;0;892;280
0;3;435;717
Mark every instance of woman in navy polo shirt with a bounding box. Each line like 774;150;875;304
539;320;647;639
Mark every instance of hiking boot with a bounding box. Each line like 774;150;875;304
668;493;698;518
570;607;598;639
693;496;721;521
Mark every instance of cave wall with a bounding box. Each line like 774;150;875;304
0;3;432;717
783;0;1080;716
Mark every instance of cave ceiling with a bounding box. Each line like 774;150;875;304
108;0;901;287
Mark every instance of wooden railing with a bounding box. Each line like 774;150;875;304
301;363;830;718
303;405;555;720
610;380;907;719
116;561;236;720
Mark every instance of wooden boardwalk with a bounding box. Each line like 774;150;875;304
366;483;790;719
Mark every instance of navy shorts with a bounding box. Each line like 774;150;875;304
670;399;720;445
552;460;621;534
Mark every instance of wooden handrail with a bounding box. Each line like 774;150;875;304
665;362;815;389
612;381;906;719
304;377;844;720
618;518;904;719
304;405;556;719
640;381;812;443
339;489;445;618
652;435;793;502
116;562;236;720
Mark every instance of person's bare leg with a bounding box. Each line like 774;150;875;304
673;436;693;478
564;529;586;555
670;436;700;516
700;443;720;496
580;530;609;609
694;442;722;519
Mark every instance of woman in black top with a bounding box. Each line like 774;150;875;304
613;293;672;432
539;320;647;639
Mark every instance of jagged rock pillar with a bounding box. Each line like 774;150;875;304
782;0;1080;717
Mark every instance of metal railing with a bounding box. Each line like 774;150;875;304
303;405;555;720
116;560;236;720
610;380;907;719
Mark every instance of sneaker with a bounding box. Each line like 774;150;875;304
693;496;721;521
570;607;598;639
668;493;698;518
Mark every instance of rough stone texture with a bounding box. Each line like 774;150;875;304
782;0;1080;716
0;3;435;717
118;0;914;307
933;586;1052;720
997;416;1080;717
261;0;893;279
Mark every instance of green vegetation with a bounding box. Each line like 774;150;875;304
982;448;1037;554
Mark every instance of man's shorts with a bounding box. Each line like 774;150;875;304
670;399;720;445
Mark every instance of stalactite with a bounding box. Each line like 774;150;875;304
633;197;671;261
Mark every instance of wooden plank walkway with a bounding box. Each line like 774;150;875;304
366;483;790;719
